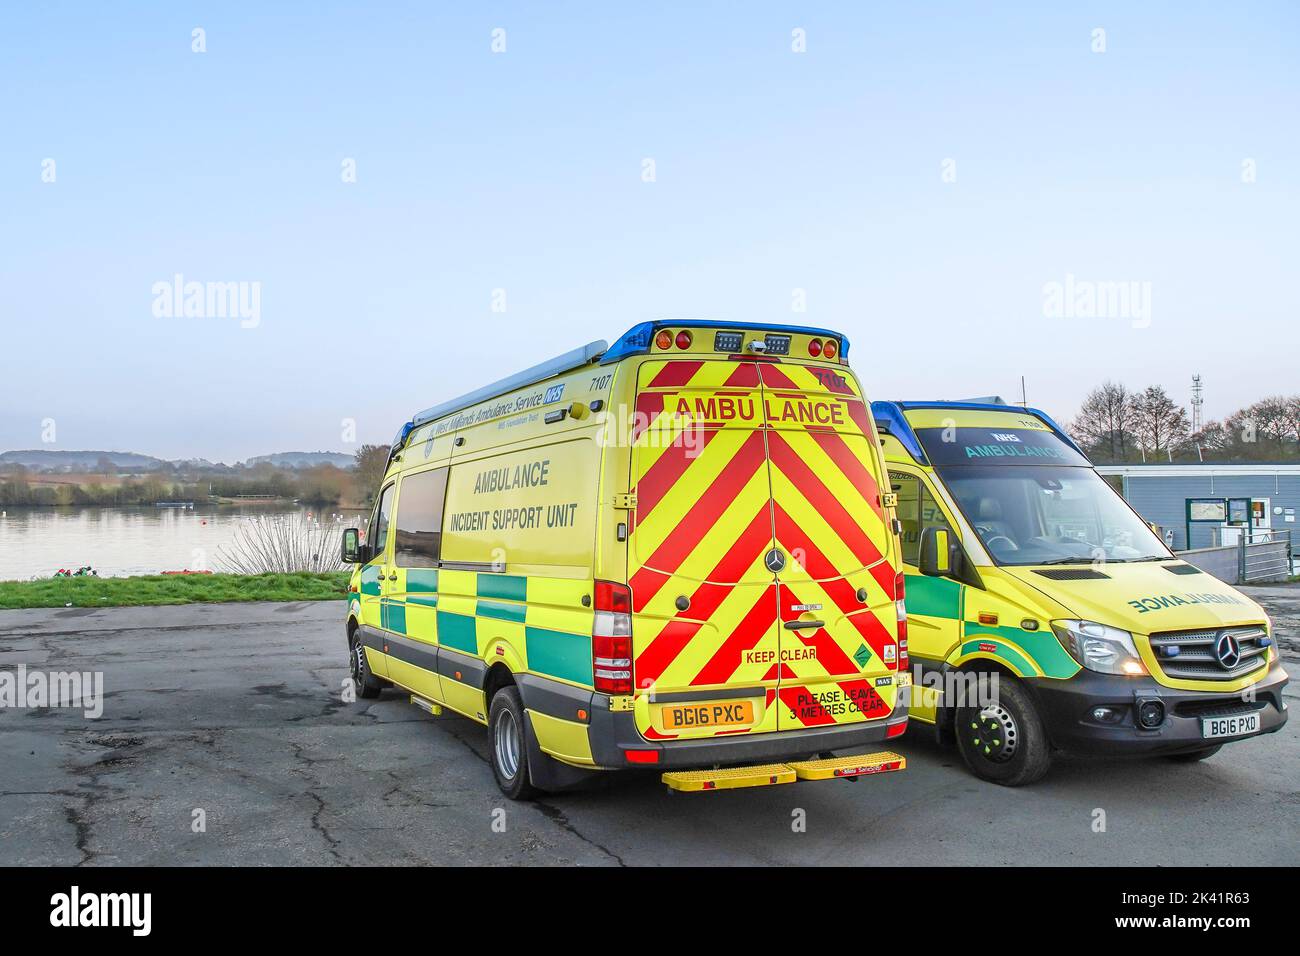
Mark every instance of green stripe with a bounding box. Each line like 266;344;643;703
478;573;527;602
478;599;527;623
437;611;477;654
963;623;1079;678
904;574;961;618
406;595;438;608
960;635;1035;676
405;569;439;593
973;624;1080;678
525;626;592;685
383;600;407;635
360;565;382;596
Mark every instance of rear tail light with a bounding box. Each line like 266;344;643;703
894;571;908;672
593;580;633;694
655;330;673;350
807;337;823;357
822;338;838;359
675;330;693;350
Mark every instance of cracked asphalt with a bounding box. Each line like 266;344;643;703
1;593;1297;867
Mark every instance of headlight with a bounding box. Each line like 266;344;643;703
1051;620;1147;676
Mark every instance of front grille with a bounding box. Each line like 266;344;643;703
1147;625;1270;682
1173;699;1266;719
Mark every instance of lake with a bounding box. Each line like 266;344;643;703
0;506;368;580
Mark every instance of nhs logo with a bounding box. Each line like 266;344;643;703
543;384;566;404
991;432;1021;442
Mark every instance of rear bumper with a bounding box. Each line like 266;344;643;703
586;697;908;769
1028;661;1289;756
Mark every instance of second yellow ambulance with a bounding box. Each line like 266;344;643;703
874;399;1289;785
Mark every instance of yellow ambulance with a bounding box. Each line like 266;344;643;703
341;321;909;798
873;399;1289;785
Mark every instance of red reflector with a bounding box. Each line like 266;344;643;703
625;749;660;764
655;330;673;350
675;330;693;350
887;721;907;738
808;337;823;357
823;338;838;359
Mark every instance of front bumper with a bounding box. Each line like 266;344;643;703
1028;661;1289;756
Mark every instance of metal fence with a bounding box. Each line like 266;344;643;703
1177;529;1293;584
1239;528;1293;583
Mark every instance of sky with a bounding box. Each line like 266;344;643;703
2;2;1296;463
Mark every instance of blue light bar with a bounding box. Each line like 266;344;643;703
870;401;929;465
870;400;1088;463
600;319;850;364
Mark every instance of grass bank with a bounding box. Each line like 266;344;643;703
0;571;351;610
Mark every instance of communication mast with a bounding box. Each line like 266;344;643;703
1191;374;1204;433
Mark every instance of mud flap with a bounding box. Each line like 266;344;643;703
523;712;598;793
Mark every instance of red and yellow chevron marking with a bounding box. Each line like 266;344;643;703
763;366;898;730
627;358;898;741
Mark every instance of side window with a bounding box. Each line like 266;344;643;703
368;483;396;560
890;471;954;567
393;467;449;568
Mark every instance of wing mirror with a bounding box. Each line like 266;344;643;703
341;528;371;564
918;527;957;578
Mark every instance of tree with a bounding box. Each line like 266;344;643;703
1130;385;1191;460
1068;381;1135;462
1225;395;1300;458
353;444;389;503
1190;420;1230;458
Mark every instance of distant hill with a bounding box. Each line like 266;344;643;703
1;449;357;472
244;451;355;469
0;450;168;471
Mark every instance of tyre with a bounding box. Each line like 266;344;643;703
1164;744;1222;763
489;686;539;801
350;632;384;699
955;676;1052;786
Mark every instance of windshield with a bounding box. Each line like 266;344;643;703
935;464;1172;566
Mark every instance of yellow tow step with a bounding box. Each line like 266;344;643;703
661;751;905;792
662;763;796;793
786;750;905;781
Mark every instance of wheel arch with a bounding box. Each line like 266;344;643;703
484;661;516;706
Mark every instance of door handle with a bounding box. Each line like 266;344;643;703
387;573;398;581
784;620;824;631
